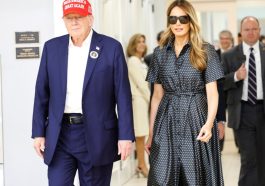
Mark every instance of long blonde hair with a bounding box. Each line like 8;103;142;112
160;0;207;71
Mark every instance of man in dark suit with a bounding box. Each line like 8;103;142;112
222;16;265;186
32;1;135;185
216;30;234;151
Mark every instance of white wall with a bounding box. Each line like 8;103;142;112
0;0;54;185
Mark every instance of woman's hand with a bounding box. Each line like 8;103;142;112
145;136;152;155
197;124;213;143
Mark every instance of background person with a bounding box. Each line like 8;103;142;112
238;32;243;45
127;33;150;178
216;30;234;56
216;30;234;151
144;31;164;98
144;31;164;67
222;16;265;186
260;35;265;44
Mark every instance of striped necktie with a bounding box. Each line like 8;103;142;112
248;47;257;104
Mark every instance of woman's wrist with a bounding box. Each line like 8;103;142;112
205;121;214;128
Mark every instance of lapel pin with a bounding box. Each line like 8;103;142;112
96;46;100;50
90;51;98;59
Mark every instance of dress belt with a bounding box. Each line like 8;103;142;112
62;113;83;124
165;90;204;96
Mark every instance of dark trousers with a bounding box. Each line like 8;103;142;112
48;123;113;186
235;102;265;186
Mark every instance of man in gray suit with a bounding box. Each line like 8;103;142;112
222;16;265;186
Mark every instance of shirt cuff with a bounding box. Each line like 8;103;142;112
234;72;239;82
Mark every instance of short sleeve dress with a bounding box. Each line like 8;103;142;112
146;38;224;186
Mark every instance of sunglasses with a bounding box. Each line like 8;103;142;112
168;15;190;24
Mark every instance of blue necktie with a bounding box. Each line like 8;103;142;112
248;47;257;104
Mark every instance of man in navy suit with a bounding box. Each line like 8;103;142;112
32;1;135;185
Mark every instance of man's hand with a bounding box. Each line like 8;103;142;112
236;63;247;80
217;122;225;140
118;140;132;160
33;137;45;159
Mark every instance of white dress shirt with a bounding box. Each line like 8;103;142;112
64;30;93;113
234;41;263;101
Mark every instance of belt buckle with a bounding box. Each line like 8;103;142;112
69;116;76;124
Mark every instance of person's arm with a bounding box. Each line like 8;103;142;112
222;52;246;91
32;43;50;158
145;84;164;154
197;81;218;143
114;43;135;160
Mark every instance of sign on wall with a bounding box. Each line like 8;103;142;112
15;32;39;44
15;31;40;59
15;47;39;59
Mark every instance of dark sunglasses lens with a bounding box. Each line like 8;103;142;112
179;16;189;24
168;16;177;24
168;16;189;24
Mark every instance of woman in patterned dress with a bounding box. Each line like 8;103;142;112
127;34;151;177
145;0;224;185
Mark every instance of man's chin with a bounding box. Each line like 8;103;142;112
70;33;82;38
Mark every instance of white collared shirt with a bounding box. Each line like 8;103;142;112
235;41;263;101
64;30;93;113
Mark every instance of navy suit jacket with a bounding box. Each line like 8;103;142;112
32;31;135;166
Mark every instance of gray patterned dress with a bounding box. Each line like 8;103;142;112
146;38;224;186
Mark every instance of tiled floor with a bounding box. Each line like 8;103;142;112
123;127;240;186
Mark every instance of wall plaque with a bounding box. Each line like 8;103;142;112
16;47;39;59
15;32;39;44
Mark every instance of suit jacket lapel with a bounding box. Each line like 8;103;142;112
82;31;103;95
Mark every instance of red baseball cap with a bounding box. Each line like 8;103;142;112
63;0;92;17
